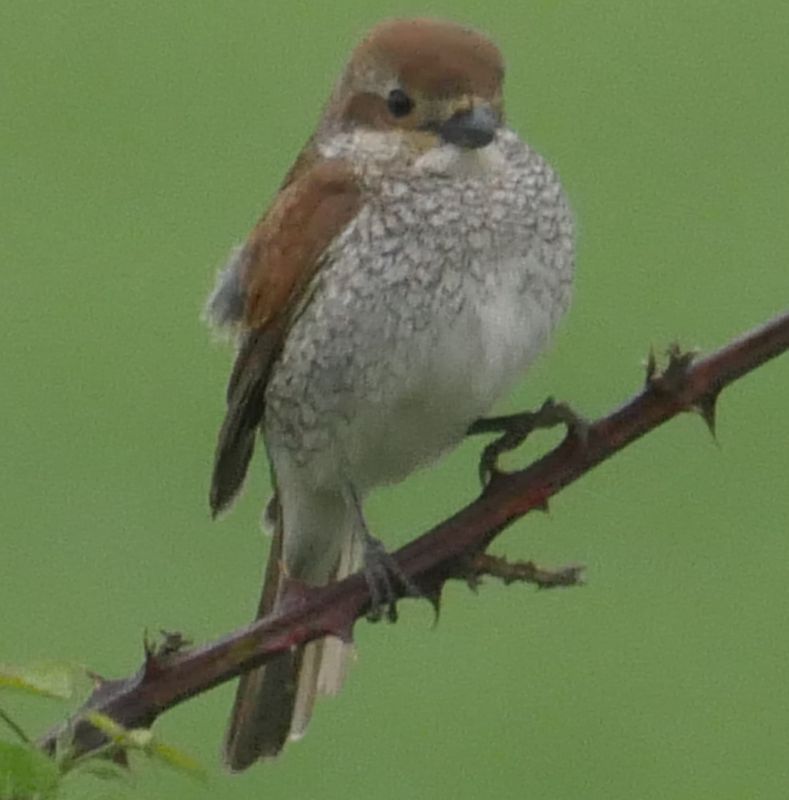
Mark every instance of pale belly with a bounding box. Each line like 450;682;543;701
265;254;557;494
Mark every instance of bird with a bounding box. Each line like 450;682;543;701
204;17;575;769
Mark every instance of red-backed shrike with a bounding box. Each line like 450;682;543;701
206;17;574;768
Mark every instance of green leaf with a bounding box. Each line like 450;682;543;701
0;662;88;701
0;740;60;799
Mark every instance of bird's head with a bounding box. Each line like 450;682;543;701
321;18;505;153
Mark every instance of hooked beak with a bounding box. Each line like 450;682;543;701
438;103;498;149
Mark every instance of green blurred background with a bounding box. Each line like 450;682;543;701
2;1;788;798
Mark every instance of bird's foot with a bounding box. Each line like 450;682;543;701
468;398;589;485
362;534;422;623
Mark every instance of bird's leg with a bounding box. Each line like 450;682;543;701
343;482;421;623
468;397;589;485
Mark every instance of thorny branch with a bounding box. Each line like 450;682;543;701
39;310;789;760
467;553;584;589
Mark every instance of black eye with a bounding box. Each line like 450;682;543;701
387;88;414;118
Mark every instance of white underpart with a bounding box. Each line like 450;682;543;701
333;251;552;492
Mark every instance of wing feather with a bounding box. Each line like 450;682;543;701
209;157;361;515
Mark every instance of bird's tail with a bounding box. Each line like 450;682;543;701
223;494;360;770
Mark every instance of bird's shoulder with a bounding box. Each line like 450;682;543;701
243;146;363;330
206;144;363;335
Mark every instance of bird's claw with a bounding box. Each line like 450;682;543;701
470;398;589;486
362;535;422;623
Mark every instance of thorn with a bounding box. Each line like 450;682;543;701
534;496;550;513
646;343;697;395
142;629;153;658
426;586;443;628
694;389;720;441
668;342;697;371
663;343;696;391
644;346;657;385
